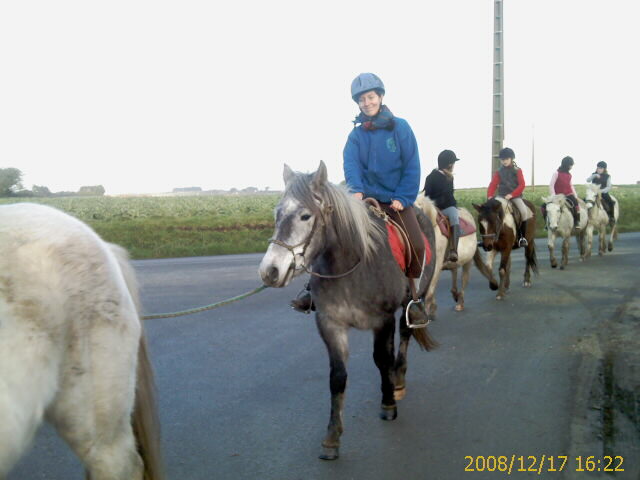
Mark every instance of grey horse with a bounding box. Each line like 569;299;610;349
259;161;438;460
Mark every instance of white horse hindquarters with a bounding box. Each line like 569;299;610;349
45;243;144;479
0;251;66;475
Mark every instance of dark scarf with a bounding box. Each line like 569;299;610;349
353;105;395;131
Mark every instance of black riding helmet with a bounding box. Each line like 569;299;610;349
499;147;515;160
597;161;607;169
437;149;460;169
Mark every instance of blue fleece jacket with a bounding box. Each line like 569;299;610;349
343;117;421;207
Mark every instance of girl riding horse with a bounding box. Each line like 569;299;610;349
586;161;616;226
292;73;429;328
487;147;532;247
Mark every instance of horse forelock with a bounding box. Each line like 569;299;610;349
283;173;382;263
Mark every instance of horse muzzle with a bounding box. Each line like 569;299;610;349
259;245;298;288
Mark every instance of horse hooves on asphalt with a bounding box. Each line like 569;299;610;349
379;405;398;421
454;304;464;312
394;387;406;401
551;263;558;268
608;244;613;252
489;282;499;291
559;265;565;270
523;281;532;288
496;295;504;300
319;447;340;461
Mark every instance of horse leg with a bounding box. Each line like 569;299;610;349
599;225;606;255
450;267;459;303
485;249;499;291
47;318;143;480
373;320;397;421
0;313;62;478
577;230;586;261
505;256;511;291
456;261;472;311
496;249;511;300
393;316;413;401
560;236;570;270
548;232;558;268
585;225;593;259
608;223;616;251
317;320;349;461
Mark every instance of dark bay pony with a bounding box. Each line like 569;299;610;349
259;162;437;460
473;197;538;300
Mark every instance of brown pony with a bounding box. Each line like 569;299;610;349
473;197;538;300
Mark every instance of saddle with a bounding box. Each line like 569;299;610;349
435;209;476;238
364;198;431;273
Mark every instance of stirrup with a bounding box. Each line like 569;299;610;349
405;298;429;329
290;289;314;314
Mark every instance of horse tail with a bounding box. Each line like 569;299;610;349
133;337;165;480
473;249;498;290
411;327;438;351
109;244;165;480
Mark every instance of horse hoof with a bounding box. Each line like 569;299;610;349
496;295;503;301
454;304;464;312
523;282;531;288
559;265;565;270
608;245;613;252
551;263;557;269
379;405;398;421
394;387;406;401
489;282;499;291
319;446;339;461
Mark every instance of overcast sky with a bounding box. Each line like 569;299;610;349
1;1;638;195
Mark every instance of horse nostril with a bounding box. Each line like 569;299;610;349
267;265;279;285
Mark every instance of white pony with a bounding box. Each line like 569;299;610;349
542;194;588;269
0;203;164;480
415;196;478;313
584;183;619;256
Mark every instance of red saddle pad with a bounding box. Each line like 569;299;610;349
386;223;432;272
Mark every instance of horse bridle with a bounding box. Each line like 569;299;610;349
479;212;504;244
268;202;362;280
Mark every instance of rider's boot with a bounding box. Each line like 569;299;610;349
572;207;581;230
606;202;616;226
448;224;460;262
518;220;529;247
290;283;314;313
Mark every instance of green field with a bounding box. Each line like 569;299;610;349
1;185;638;259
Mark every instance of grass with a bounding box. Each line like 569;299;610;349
1;184;638;259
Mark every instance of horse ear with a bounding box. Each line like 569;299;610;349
472;203;481;212
311;160;328;191
283;164;295;186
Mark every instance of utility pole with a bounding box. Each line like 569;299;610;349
491;0;504;175
531;124;535;190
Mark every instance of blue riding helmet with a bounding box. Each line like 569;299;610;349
351;73;385;102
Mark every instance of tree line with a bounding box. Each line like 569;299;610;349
0;168;105;197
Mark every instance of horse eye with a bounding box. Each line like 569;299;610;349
300;214;312;221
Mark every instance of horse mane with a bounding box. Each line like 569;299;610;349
543;194;567;206
286;173;384;263
414;195;438;224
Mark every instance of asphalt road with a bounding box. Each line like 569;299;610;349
9;233;640;480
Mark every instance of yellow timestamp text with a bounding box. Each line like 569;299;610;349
464;455;625;474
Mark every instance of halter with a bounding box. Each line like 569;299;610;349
268;202;362;280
